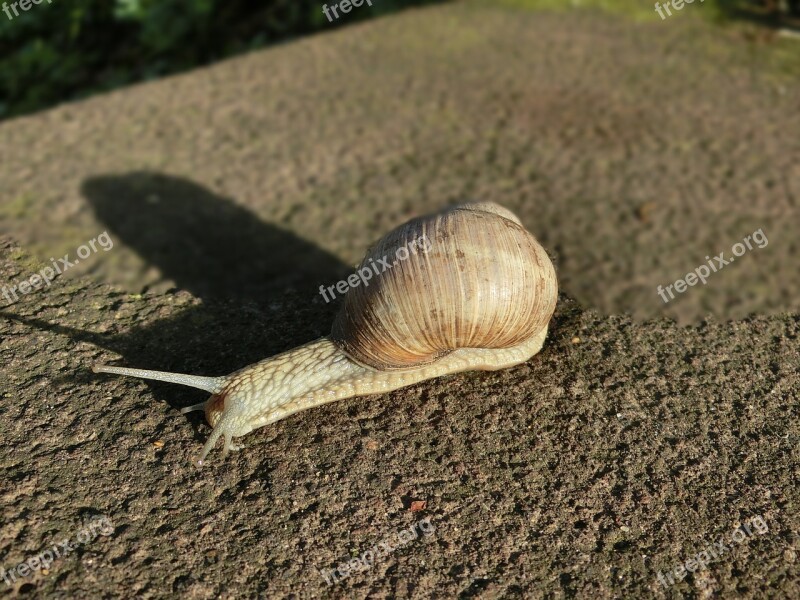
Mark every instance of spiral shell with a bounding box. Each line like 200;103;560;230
331;202;558;370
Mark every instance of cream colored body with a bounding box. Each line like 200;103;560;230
206;325;548;461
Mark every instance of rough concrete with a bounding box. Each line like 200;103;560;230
0;3;798;325
1;233;798;598
0;2;799;598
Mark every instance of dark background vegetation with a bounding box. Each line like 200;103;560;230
0;0;797;121
0;0;448;120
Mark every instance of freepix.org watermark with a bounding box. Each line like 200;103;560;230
1;231;114;307
654;0;706;20
1;515;114;587
2;0;54;22
318;517;435;586
322;0;376;23
656;228;767;304
319;234;431;303
655;515;769;588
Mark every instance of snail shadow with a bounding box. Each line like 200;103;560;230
18;173;349;424
82;172;350;305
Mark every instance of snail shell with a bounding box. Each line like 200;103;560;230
332;202;558;370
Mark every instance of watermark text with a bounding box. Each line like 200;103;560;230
318;517;435;585
1;515;114;587
657;228;767;304
319;234;431;303
1;231;114;307
655;514;769;588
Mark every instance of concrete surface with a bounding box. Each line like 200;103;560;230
0;2;798;598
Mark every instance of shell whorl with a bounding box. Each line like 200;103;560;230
330;202;558;371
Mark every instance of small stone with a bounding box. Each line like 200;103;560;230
153;440;164;448
571;336;581;344
635;201;656;222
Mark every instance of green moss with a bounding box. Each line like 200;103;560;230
477;0;777;24
476;0;665;21
763;37;800;78
6;247;41;274
9;248;28;262
474;0;800;78
0;194;36;219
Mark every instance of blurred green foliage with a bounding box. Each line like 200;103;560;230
0;0;446;120
0;0;795;120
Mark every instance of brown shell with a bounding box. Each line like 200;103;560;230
330;202;558;370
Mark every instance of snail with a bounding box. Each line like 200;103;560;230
93;202;558;465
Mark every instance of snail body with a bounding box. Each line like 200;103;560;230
93;202;558;465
